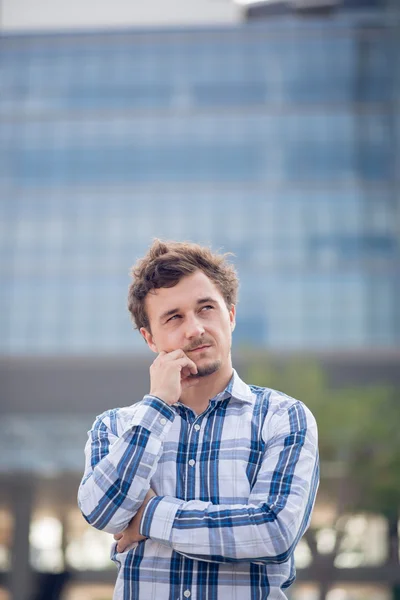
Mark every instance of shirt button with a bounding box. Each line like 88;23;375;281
159;418;167;425
194;424;200;431
188;459;195;467
184;591;191;598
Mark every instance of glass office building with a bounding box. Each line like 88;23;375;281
1;5;399;600
0;1;399;354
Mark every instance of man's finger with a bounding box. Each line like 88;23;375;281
176;357;198;373
160;349;185;360
114;533;123;540
189;362;198;374
181;365;192;379
183;355;198;374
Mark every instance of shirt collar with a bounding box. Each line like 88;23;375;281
212;368;254;405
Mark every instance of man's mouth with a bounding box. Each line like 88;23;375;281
188;345;210;353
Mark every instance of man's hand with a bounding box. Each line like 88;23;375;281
150;349;199;406
113;489;156;552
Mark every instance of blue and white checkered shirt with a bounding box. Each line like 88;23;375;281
78;369;319;600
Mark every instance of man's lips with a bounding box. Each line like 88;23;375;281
188;345;211;353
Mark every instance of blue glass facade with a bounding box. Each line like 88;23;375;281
0;9;399;353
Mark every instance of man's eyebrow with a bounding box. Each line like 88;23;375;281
197;297;217;305
159;297;217;322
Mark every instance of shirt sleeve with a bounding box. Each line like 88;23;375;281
77;395;175;534
140;400;319;564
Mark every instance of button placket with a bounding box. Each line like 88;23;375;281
184;413;200;500
187;419;201;468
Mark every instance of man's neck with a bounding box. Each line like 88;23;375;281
180;364;233;415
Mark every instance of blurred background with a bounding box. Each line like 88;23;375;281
0;0;399;599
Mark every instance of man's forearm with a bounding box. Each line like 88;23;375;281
140;465;319;565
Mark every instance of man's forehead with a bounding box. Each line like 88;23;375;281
145;272;222;312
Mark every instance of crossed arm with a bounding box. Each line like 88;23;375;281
78;395;319;564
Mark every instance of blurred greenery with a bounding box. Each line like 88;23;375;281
245;356;400;517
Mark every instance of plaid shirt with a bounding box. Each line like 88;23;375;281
78;369;319;600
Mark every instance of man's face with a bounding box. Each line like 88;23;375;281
140;270;236;378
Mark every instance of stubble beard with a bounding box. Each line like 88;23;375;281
188;359;221;379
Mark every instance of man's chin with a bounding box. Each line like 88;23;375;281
190;360;221;379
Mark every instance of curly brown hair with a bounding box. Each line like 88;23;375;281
128;239;239;331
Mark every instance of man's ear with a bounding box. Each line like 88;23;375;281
140;327;158;353
229;304;236;332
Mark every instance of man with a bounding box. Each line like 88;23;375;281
78;239;319;600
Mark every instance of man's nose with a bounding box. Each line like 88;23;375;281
184;314;205;338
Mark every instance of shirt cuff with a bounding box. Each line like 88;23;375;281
140;495;184;545
128;395;175;439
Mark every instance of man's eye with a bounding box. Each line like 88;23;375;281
202;305;213;311
167;315;180;322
